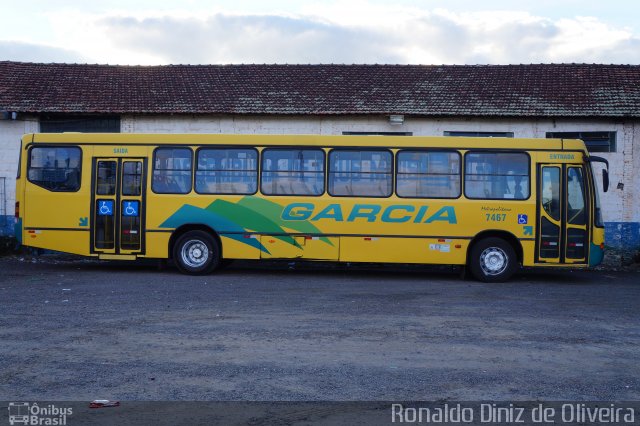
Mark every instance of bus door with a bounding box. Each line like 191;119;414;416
536;164;588;264
92;158;146;256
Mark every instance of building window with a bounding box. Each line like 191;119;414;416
40;115;120;133
261;149;325;196
546;132;616;153
444;131;514;138
342;132;413;136
464;152;529;200
328;149;392;197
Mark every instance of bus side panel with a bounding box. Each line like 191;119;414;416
521;240;536;266
222;235;261;259
259;235;339;260
340;237;469;264
22;230;90;255
23;184;90;256
298;236;340;260
22;146;92;256
144;232;171;258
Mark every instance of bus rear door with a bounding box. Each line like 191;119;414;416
92;157;146;257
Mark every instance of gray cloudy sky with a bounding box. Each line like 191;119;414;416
1;0;639;64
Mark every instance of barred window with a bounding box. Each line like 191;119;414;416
546;131;616;153
444;131;514;138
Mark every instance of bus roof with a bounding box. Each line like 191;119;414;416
25;133;587;152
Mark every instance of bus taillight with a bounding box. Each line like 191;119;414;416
14;201;19;222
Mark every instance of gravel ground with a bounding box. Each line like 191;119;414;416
0;255;639;402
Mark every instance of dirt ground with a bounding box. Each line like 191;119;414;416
1;255;639;402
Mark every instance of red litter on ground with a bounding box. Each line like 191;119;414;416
89;400;120;408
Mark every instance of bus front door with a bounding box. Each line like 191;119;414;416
92;158;146;257
537;164;588;264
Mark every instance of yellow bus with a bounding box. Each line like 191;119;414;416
14;133;609;282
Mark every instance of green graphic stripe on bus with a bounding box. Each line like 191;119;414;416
159;196;335;254
159;204;270;254
205;199;300;248
237;197;333;246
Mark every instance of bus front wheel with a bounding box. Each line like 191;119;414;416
468;237;517;283
173;230;220;275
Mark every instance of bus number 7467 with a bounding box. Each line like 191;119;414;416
486;213;506;222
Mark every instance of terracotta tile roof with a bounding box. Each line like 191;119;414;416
1;61;639;117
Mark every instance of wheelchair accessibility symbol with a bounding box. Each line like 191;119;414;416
123;201;139;217
517;214;528;225
97;200;114;216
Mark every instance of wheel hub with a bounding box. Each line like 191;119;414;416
181;240;209;268
480;247;508;275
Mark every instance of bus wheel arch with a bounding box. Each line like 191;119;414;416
169;225;222;275
467;231;522;282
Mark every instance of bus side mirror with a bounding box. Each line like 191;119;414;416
587;156;609;193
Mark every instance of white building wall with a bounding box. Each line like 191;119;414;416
634;123;640;225
0;117;38;234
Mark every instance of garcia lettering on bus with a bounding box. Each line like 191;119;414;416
282;203;457;224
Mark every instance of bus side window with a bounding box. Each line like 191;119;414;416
541;167;561;220
96;161;117;195
27;146;82;192
122;161;143;196
328;150;392;197
464;152;529;200
196;148;258;194
152;148;192;194
567;167;586;225
261;149;325;196
397;150;460;198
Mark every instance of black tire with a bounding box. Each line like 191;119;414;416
468;237;518;283
172;230;220;275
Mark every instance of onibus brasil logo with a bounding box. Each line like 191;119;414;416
7;403;72;425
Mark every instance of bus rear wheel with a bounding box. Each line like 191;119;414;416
173;230;220;275
469;237;517;283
